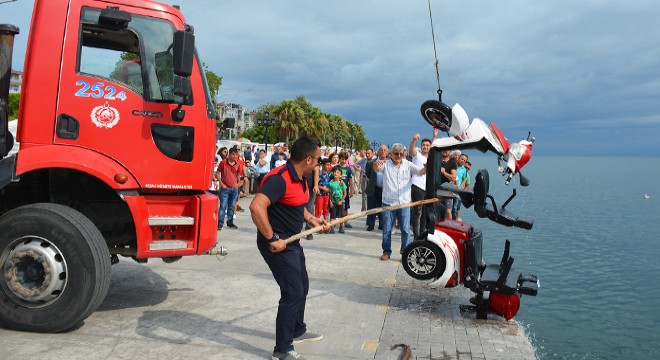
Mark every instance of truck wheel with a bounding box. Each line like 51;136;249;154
0;203;111;332
402;240;446;280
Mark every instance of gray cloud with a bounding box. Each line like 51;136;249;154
4;0;659;155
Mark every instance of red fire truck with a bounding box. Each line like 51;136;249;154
0;0;219;332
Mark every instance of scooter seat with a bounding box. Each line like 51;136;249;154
480;263;520;295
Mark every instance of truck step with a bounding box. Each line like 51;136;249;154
148;216;194;226
149;240;189;251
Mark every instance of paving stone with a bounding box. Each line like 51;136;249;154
0;195;537;360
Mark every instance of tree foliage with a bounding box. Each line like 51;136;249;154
108;52;141;89
8;93;20;120
241;95;368;149
203;63;222;104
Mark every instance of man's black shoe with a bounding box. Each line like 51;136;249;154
227;223;238;229
366;226;374;231
217;225;223;231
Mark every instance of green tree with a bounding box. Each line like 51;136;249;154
203;65;222;103
8;93;20;120
247;96;370;149
273;99;302;144
251;104;282;145
346;122;368;150
108;52;141;89
239;126;267;144
326;114;350;151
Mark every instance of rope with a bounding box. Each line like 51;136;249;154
427;0;443;102
283;198;442;245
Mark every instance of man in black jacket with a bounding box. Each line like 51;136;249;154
365;145;388;231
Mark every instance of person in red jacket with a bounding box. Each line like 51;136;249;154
215;147;244;230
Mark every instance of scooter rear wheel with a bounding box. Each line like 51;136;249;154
402;240;445;280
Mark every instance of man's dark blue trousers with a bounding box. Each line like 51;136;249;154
258;239;309;353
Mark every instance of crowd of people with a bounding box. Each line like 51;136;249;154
211;135;474;360
212;134;473;248
216;139;473;263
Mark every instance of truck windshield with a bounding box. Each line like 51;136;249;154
78;7;213;114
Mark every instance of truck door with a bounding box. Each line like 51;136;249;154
54;2;213;191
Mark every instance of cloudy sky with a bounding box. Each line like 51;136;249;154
4;0;660;156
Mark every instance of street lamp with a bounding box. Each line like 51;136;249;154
370;140;379;150
334;130;340;154
257;110;277;151
348;134;356;151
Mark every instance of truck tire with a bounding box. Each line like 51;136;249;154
0;203;111;332
402;240;446;280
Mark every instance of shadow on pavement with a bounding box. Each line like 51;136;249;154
97;261;170;311
135;310;272;358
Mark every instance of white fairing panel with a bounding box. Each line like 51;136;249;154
426;230;461;288
431;118;504;155
449;103;469;136
467;118;503;154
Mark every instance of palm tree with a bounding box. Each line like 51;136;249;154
274;99;302;144
299;106;327;141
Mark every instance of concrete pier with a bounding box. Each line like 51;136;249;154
0;194;537;359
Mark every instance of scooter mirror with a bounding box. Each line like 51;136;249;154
518;172;530;187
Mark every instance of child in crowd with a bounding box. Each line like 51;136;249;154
333;151;354;228
328;168;347;234
316;159;333;227
274;152;287;167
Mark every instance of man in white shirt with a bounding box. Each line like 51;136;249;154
373;143;426;261
408;129;438;238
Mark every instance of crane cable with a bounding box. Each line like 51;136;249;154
427;0;443;102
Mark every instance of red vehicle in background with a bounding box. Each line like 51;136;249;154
0;0;219;332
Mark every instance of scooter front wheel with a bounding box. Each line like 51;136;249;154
402;240;446;280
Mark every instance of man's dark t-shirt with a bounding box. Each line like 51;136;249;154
258;162;308;241
440;158;457;184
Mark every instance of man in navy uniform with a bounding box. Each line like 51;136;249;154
250;136;329;360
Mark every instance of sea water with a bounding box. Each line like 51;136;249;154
461;156;660;360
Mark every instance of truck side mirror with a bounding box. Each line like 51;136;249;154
173;76;192;100
173;30;194;77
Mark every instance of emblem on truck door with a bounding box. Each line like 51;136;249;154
91;102;121;129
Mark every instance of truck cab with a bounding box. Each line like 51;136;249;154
0;0;218;332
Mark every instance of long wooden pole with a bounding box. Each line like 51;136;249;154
284;197;440;245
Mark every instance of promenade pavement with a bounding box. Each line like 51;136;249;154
0;194;537;360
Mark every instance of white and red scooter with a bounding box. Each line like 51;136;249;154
402;100;539;320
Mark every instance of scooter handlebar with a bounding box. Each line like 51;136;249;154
440;170;533;230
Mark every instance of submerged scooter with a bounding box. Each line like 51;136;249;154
402;100;539;320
